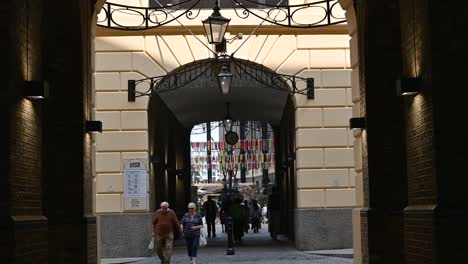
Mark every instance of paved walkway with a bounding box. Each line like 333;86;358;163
102;224;353;264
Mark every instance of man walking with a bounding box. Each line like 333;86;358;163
203;196;218;237
152;201;182;263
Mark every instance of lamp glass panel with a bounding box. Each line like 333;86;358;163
219;76;231;94
224;119;232;131
218;23;228;44
210;23;223;43
203;23;213;43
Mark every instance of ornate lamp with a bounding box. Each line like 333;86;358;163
202;0;231;44
218;63;233;95
222;102;233;131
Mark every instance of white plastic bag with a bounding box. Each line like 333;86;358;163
199;231;207;247
147;237;155;252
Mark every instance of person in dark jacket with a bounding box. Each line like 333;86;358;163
181;202;204;264
250;200;261;233
229;198;245;244
203;195;218;237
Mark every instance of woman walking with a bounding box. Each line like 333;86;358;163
181;202;204;264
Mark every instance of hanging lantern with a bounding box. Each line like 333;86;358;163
218;63;233;95
202;1;231;44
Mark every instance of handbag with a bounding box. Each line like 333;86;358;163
199;231;207;247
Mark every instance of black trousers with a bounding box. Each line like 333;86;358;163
206;217;216;236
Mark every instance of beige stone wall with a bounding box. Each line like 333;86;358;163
338;0;362;262
92;2;355;214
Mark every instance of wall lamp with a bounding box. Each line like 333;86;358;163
396;77;421;96
85;120;102;133
175;170;184;179
349;117;366;130
24;81;49;100
281;153;296;170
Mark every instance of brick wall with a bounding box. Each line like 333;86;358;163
2;0;97;263
357;0;407;263
7;0;49;263
148;94;191;217
430;1;468;261
402;0;468;262
399;0;436;263
42;0;97;263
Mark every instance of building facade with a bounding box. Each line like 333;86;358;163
3;0;467;263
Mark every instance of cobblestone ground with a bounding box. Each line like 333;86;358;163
132;224;353;264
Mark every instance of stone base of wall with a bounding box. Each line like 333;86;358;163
294;208;353;250
99;213;153;258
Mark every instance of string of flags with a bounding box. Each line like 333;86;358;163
191;153;275;164
191;139;275;152
191;162;274;171
191;140;276;172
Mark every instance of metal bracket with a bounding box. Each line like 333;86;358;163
127;57;314;101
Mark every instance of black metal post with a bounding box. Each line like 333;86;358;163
226;169;235;255
226;216;235;255
207;122;212;183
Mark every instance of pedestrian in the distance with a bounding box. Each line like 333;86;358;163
152;201;182;264
243;199;251;233
203;195;218;237
181;202;204;264
250;200;261;233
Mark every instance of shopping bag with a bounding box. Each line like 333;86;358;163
147;237;155;252
199;231;207;247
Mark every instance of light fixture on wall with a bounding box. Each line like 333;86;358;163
24;81;49;100
85;120;102;133
396;77;421;96
175;170;184;179
218;63;233;95
349;117;366;130
202;0;231;44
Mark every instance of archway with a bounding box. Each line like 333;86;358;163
147;58;296;235
92;0;356;260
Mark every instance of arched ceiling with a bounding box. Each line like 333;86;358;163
155;59;290;128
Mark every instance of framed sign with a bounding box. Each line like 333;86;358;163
123;159;148;211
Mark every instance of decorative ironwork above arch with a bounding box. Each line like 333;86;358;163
127;57;314;101
98;0;346;30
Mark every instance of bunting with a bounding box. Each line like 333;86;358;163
190;139;275;152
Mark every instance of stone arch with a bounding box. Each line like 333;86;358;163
92;2;356;257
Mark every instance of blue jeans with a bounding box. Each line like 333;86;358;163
184;236;200;257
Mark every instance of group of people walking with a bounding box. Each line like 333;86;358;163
151;197;268;263
229;198;263;243
152;201;203;264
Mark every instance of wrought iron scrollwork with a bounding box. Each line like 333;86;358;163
232;0;346;27
128;57;314;101
98;0;345;30
97;0;204;30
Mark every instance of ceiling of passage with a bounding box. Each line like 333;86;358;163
155;59;289;128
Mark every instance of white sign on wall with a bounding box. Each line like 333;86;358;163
123;159;148;211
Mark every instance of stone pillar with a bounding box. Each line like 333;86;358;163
400;0;468;262
356;0;407;263
3;0;49;263
42;0;96;263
